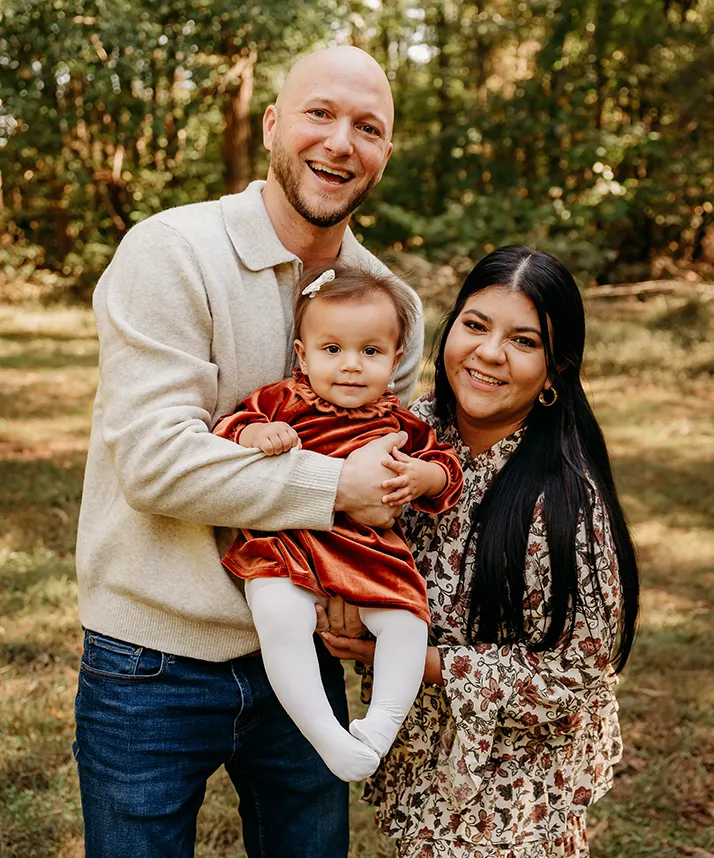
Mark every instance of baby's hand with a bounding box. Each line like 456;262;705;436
380;447;446;505
238;422;301;455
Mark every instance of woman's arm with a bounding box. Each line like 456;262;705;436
444;490;620;717
422;489;623;797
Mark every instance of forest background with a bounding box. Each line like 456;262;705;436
1;1;714;857
1;0;713;298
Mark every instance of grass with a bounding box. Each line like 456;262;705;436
1;293;713;857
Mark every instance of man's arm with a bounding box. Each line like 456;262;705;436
96;218;415;531
96;218;342;531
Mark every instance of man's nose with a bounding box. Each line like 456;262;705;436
323;119;355;158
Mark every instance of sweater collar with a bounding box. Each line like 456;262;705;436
220;180;362;272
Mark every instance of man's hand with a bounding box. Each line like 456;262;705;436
334;431;408;528
380;448;447;505
238;421;301;455
320;631;377;665
315;598;366;638
316;600;373;663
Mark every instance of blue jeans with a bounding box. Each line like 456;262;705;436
73;629;349;858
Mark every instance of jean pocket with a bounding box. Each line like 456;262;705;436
80;630;168;681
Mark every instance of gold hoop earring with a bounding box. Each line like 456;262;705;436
538;388;558;407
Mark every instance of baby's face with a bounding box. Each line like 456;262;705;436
294;294;403;409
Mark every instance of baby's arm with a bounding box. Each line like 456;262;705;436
238;421;301;456
380;410;464;510
381;448;447;505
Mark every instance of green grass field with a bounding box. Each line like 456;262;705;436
1;293;713;858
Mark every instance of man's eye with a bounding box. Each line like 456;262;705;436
361;124;380;136
310;109;328;119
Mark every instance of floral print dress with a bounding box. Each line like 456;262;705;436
362;394;624;858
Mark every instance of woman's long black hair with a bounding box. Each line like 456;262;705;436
432;245;638;671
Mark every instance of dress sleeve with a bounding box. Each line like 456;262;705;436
212;383;292;443
436;490;622;798
398;409;464;514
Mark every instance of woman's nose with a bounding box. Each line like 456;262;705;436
475;336;506;362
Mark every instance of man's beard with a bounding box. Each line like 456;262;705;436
270;136;379;228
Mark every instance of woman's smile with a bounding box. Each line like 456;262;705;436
465;367;506;387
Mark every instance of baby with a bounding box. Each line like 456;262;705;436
213;261;462;781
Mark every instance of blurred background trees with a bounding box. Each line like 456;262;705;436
1;0;712;299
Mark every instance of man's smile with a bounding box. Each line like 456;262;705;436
307;160;354;184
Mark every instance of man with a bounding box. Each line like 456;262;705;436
73;46;424;858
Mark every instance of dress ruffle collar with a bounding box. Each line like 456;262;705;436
292;368;400;419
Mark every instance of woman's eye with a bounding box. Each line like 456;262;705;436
465;321;486;332
514;337;538;348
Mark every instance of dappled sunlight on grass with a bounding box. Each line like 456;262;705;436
0;296;712;857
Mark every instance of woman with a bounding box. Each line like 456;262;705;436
320;245;639;857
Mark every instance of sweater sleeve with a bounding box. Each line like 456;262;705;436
436;491;622;797
398;409;464;513
392;292;424;405
96;218;342;530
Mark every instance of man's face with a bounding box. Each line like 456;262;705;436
263;59;393;228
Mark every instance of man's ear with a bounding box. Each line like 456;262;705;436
294;339;307;372
375;141;394;184
263;104;278;151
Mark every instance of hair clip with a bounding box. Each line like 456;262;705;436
301;268;335;298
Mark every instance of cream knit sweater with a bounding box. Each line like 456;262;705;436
75;182;423;661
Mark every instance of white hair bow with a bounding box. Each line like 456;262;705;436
301;268;335;298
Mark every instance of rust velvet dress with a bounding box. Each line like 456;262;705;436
213;371;463;624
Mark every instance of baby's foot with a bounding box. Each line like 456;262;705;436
349;714;399;758
315;727;381;782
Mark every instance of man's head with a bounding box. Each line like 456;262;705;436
263;46;394;229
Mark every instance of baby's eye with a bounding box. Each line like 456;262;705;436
324;345;341;354
363;346;380;356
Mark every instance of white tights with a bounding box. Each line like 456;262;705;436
245;577;428;782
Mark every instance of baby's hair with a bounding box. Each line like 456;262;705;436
293;260;417;348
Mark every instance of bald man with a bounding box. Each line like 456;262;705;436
73;47;424;858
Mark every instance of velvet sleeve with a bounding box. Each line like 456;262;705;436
212;381;296;444
397;408;464;514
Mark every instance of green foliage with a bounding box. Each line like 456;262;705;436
1;0;713;299
355;0;714;282
0;0;340;295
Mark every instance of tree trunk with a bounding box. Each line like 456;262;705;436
223;51;257;195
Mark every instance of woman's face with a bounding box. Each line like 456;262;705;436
443;285;551;449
